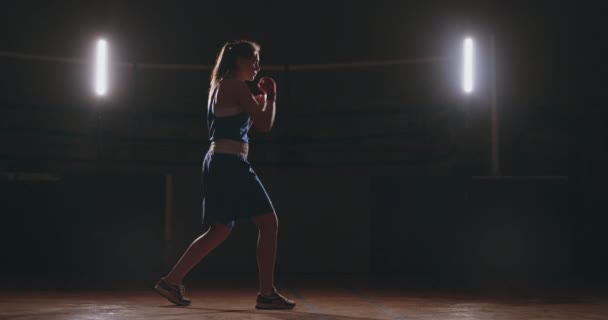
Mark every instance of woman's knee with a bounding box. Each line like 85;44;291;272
253;212;278;234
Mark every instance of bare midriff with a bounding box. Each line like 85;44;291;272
209;138;249;159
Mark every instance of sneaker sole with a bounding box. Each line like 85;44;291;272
154;284;191;306
255;303;295;310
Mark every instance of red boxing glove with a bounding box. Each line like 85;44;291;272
257;77;276;101
254;93;265;106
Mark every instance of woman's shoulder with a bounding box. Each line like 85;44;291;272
217;79;251;105
219;78;248;91
215;79;247;114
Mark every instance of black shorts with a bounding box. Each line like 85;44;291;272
201;152;275;226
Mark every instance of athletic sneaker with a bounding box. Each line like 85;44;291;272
255;287;296;310
154;277;191;306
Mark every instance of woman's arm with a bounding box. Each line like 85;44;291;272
224;79;276;132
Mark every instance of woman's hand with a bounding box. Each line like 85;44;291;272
257;77;276;101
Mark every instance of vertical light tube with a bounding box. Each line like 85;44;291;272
463;37;474;94
95;39;108;96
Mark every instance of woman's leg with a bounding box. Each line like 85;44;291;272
252;212;296;309
165;222;233;284
252;212;278;296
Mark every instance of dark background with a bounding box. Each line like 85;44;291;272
0;0;605;292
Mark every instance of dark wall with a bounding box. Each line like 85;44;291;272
370;176;590;289
0;174;165;288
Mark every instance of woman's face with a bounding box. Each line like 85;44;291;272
236;53;260;81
